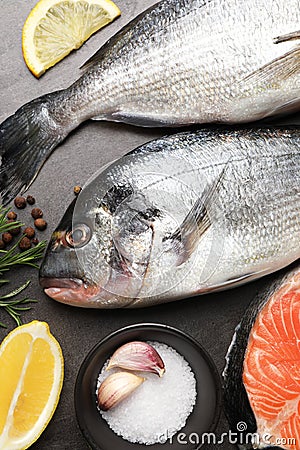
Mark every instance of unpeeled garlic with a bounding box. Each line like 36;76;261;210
97;371;145;411
106;341;165;377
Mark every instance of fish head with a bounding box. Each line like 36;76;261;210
39;197;100;306
39;146;216;308
39;185;178;307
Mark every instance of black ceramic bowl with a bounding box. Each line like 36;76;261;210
74;323;222;450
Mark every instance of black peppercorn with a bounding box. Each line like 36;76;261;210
14;197;26;209
2;232;13;244
8;221;21;236
23;227;35;239
34;218;47;231
26;195;36;205
74;185;82;195
19;236;31;251
7;211;17;220
31;208;43;219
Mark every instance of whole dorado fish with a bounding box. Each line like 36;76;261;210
223;265;300;449
39;127;300;308
1;0;300;204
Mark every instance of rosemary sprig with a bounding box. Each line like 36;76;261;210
0;281;37;328
0;238;47;276
0;206;24;234
0;205;47;327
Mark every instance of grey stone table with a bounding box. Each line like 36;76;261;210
0;1;298;449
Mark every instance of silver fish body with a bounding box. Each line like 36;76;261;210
2;0;300;203
39;127;300;308
73;0;300;125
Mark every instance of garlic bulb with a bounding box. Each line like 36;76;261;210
106;341;165;377
97;371;145;411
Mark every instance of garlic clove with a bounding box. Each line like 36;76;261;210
97;371;145;411
106;341;165;377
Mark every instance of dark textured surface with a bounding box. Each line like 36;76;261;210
0;1;299;449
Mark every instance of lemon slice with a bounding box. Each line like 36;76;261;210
22;0;121;77
0;321;64;449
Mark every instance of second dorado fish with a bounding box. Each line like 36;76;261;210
2;0;300;203
39;127;300;308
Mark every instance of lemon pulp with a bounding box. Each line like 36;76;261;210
22;0;121;77
0;321;64;449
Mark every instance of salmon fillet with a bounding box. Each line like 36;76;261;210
224;267;300;450
243;274;300;449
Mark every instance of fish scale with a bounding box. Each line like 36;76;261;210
38;127;300;307
2;0;300;203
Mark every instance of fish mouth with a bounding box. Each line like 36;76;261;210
40;277;100;307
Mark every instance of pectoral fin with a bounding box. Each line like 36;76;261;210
241;46;300;87
164;167;226;265
241;30;300;87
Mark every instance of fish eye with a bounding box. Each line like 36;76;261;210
66;224;91;248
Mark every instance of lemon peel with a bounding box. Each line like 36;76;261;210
0;321;64;449
22;0;121;77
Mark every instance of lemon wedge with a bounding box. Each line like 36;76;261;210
0;321;64;449
22;0;121;77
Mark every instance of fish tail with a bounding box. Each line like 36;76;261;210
0;90;74;205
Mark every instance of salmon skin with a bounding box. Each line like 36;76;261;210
39;127;300;308
223;266;300;450
2;0;300;204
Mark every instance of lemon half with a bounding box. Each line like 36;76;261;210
0;321;64;449
22;0;121;77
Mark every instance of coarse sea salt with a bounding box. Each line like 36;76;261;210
96;341;197;445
